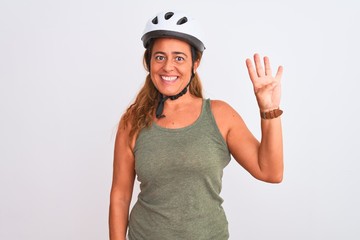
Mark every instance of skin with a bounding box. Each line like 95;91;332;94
109;38;283;240
150;38;199;99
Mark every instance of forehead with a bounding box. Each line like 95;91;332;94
152;38;192;54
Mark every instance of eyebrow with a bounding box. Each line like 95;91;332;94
153;51;188;57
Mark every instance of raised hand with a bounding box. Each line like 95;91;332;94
246;53;283;112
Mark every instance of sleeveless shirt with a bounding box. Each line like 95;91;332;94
128;99;231;240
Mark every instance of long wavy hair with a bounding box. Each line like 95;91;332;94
120;39;204;141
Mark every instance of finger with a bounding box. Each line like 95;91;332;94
275;65;284;81
254;53;265;77
264;56;272;76
246;58;258;83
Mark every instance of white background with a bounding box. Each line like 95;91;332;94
1;0;359;239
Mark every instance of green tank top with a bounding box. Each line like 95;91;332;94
129;99;231;240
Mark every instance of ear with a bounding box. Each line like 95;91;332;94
193;59;200;73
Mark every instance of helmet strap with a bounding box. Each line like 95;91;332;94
155;71;195;119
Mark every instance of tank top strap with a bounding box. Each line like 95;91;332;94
198;98;228;150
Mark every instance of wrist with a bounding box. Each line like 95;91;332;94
260;108;283;119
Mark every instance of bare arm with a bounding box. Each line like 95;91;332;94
257;117;283;182
109;120;136;240
212;54;283;183
245;53;283;182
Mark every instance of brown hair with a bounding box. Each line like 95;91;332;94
120;40;204;141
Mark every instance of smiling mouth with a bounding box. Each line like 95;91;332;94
161;76;178;82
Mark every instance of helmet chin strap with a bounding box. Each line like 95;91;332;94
156;73;195;119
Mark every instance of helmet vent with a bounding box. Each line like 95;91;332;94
177;17;188;25
164;12;174;20
152;16;158;24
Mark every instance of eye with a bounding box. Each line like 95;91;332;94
154;55;165;61
175;56;185;62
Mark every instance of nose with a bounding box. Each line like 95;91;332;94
163;59;174;72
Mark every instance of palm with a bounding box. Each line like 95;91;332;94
246;54;283;111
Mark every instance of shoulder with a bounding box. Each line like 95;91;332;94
210;99;240;118
116;115;137;152
209;99;245;139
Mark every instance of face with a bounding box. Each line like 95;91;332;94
150;38;199;97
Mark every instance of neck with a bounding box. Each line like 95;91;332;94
163;91;194;107
156;86;192;119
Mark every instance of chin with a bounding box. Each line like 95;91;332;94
155;81;185;96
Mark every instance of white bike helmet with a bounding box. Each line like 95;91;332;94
141;11;205;52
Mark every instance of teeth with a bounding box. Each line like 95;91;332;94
161;76;178;81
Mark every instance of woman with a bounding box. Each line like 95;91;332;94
109;10;283;240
